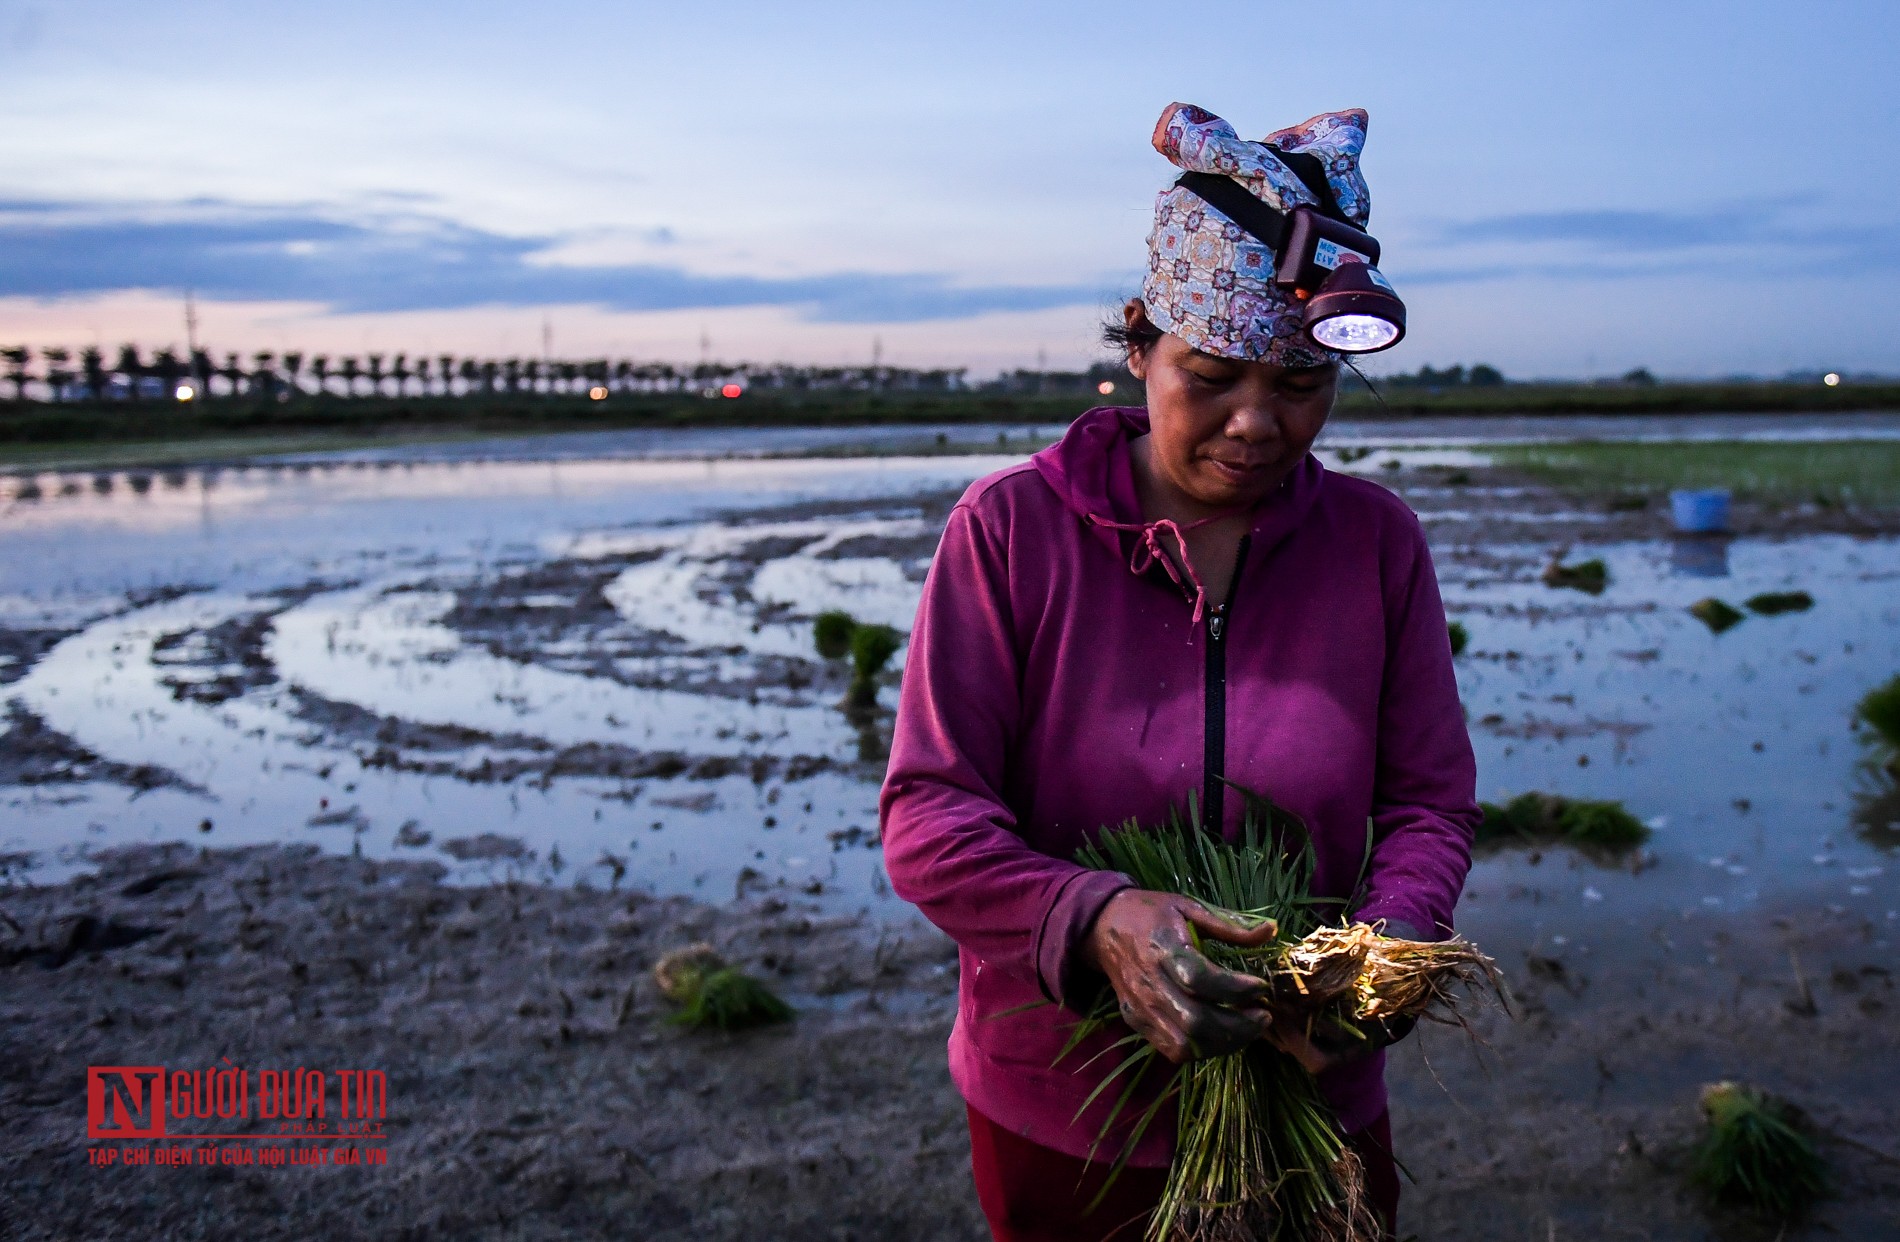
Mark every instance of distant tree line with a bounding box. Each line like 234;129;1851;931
0;343;1037;403
1378;363;1508;388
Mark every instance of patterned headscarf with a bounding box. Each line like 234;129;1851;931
1142;103;1372;368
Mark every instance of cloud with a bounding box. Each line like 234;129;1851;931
1402;197;1900;286
1436;202;1787;250
0;197;1111;323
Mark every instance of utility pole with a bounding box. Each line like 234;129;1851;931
185;291;204;397
541;318;553;394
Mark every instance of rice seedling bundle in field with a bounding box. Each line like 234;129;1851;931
1858;673;1900;751
652;943;793;1032
1476;791;1649;855
1688;597;1746;633
1692;1081;1826;1219
1071;795;1502;1242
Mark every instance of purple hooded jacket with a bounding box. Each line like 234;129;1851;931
879;407;1477;1166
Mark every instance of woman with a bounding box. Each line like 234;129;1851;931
880;103;1477;1241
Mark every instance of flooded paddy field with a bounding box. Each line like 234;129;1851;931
4;425;1899;1237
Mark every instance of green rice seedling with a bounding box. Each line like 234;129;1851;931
1541;557;1608;594
652;943;793;1031
1691;1081;1826;1219
669;967;793;1031
847;623;903;708
1688;597;1746;633
1447;620;1469;657
813;609;857;660
1744;590;1813;616
1071;794;1500;1242
1857;673;1900;751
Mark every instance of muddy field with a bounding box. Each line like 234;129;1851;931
1;842;1896;1240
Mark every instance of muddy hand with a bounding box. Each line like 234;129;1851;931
1266;1010;1412;1075
1082;889;1278;1064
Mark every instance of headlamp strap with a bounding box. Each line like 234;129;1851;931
1173;148;1353;254
1174;172;1291;251
1267;146;1350;225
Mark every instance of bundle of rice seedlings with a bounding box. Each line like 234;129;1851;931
847;623;903;708
1858;673;1900;753
652;943;793;1031
1689;597;1746;633
1477;792;1649;855
1071;795;1500;1242
1744;590;1814;616
1542;556;1608;594
813;609;857;660
1691;1081;1826;1218
1447;620;1469;657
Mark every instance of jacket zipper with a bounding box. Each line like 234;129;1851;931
1202;535;1251;833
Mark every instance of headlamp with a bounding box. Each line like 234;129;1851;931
1174;162;1407;354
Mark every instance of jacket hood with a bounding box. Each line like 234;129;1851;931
1031;405;1329;563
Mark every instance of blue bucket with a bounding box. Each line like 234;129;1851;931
1670;488;1730;534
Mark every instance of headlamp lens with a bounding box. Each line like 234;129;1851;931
1308;314;1402;353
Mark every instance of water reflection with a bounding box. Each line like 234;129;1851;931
0;449;1895;934
1669;535;1732;578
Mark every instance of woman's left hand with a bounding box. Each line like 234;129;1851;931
1266;1011;1414;1075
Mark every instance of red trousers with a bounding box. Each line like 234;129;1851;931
967;1103;1399;1242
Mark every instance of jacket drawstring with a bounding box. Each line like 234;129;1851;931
1085;510;1243;626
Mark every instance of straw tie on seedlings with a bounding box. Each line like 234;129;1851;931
1744;590;1814;616
1692;1081;1826;1219
1541;556;1608;594
813;610;857;660
653;943;792;1032
1071;797;1504;1242
1688;597;1746;634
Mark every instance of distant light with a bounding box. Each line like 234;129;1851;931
588;386;609;400
721;383;742;399
174;384;196;402
1823;372;1841;387
1096;381;1115;395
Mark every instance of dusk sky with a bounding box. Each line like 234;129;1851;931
1;0;1895;378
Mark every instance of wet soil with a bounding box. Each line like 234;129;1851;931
0;844;973;1241
0;702;193;793
1;844;1895;1240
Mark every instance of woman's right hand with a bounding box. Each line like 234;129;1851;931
1081;888;1279;1063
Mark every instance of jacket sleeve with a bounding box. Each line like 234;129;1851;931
878;500;1130;1005
1352;516;1478;941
